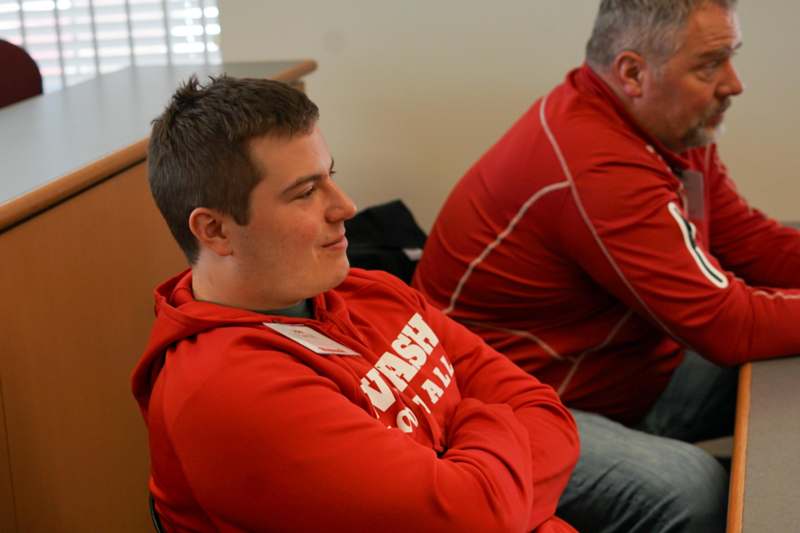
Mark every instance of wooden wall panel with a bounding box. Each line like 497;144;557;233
0;162;186;531
0;379;17;532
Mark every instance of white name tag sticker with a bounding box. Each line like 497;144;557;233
263;323;360;356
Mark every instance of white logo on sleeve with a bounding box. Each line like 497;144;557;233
667;202;729;289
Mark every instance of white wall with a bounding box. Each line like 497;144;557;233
219;1;800;229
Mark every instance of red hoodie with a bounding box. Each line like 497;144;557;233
131;268;579;532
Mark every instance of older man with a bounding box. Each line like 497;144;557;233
131;76;579;532
415;1;800;532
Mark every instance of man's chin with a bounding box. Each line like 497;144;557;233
682;124;724;150
328;260;351;289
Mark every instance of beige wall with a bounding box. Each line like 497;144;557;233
220;1;800;230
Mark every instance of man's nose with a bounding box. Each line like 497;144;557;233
327;181;357;222
719;61;744;97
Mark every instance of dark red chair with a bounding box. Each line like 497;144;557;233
0;39;43;108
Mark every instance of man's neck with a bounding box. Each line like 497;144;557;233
257;299;313;318
190;262;302;312
590;64;635;117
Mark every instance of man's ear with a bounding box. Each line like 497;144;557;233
612;51;648;98
188;207;235;257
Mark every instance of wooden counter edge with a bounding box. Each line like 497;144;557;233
727;362;751;533
270;59;318;83
0;139;149;232
0;59;318;233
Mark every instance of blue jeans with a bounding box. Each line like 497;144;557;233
556;352;738;533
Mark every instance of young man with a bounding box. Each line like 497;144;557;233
414;1;800;532
131;76;579;532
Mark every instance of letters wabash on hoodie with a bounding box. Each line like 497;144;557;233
132;268;578;532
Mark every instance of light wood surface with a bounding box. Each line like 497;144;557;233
729;358;800;533
740;358;800;532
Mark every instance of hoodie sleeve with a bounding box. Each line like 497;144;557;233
162;342;549;533
561;158;800;366
414;289;579;532
706;148;800;288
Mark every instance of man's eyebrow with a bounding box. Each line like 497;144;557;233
698;42;742;61
283;174;322;193
281;159;335;195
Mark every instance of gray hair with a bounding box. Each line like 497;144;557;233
586;0;738;69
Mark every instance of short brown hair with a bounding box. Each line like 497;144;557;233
586;0;738;69
148;75;319;263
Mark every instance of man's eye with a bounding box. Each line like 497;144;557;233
701;57;726;74
696;62;720;80
298;186;316;199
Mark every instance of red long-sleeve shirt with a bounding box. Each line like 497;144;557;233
414;65;800;424
131;268;578;532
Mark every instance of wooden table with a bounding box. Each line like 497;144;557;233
728;358;800;532
0;60;316;533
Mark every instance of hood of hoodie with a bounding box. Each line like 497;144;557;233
130;269;354;418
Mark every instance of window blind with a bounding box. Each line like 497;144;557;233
0;0;221;92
